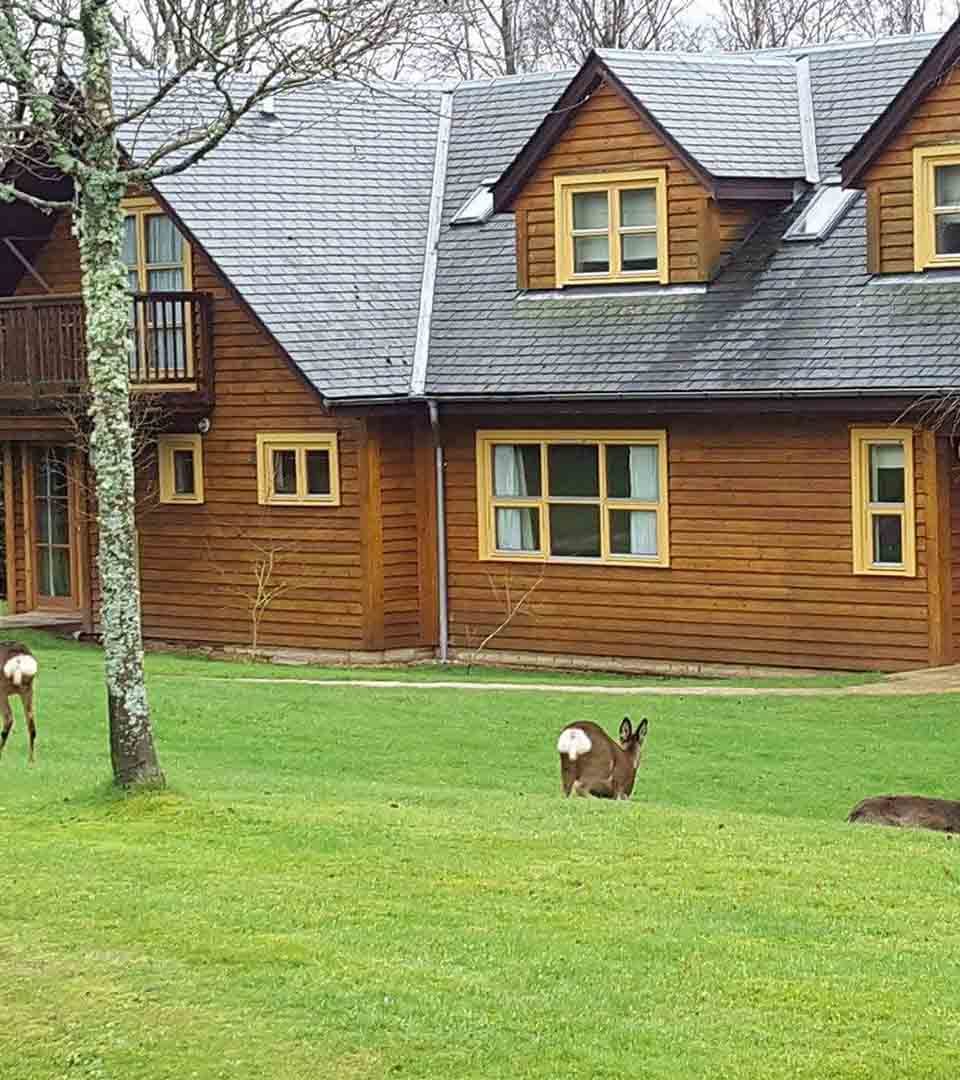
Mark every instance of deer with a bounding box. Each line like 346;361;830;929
0;642;38;764
847;795;960;834
557;716;648;799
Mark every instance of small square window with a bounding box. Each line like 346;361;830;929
158;435;204;504
257;433;340;506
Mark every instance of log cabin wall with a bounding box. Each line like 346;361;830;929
443;411;949;672
10;209;401;653
861;63;960;273
512;82;769;289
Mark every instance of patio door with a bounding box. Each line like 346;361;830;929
32;445;78;609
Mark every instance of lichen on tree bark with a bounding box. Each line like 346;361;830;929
76;0;163;788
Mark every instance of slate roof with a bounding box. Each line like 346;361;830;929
102;31;960;402
424;32;960;399
598;50;805;179
116;72;442;401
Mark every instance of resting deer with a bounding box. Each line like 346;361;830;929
0;642;38;764
847;795;960;834
557;716;648;799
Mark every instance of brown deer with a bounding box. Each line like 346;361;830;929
557;716;648;799
0;642;38;764
847;795;960;834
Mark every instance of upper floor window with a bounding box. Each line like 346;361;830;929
121;197;194;380
912;145;960;270
476;430;669;566
553;170;668;287
850;427;916;577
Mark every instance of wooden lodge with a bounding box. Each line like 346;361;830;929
4;24;960;674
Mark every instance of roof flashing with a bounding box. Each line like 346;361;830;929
783;185;859;241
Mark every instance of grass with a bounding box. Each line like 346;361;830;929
3;631;959;1079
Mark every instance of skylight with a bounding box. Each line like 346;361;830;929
784;185;859;242
451;178;496;226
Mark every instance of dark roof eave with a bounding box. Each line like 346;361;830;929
330;388;948;408
840;15;960;186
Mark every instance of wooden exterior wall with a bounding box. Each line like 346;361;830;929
861;64;960;273
4;209;437;656
512;82;768;289
443;411;952;672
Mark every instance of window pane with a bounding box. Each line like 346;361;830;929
574;235;609;274
305;450;331;495
572;190;608;231
495;507;540;552
172;449;195;496
610;509;658;556
48;500;69;545
607;444;658;500
622;233;658;272
122;216;138;268
272;449;297;495
548;444;599;498
935;211;960;255
146;214;183;265
550;504;601;558
493;444;541;497
869;443;905;503
620;187;656;228
147;268;185;293
935;164;960;208
51;547;71;596
872;514;903;565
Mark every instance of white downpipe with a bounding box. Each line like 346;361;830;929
428;400;449;662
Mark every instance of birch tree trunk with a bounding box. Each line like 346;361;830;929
76;0;164;787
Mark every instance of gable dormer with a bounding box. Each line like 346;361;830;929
491;51;810;291
841;17;960;274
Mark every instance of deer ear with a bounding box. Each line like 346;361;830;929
619;717;632;742
636;718;649;738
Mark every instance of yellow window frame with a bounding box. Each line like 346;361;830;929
158;434;204;505
476;429;670;567
912;144;960;270
256;432;341;507
850;426;916;577
554;170;669;287
122;195;195;382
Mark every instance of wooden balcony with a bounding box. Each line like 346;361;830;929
0;291;214;411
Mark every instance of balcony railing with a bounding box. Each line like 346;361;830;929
0;291;213;405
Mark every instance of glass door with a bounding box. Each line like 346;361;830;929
33;446;75;607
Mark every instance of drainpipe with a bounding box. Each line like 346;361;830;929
428;399;449;663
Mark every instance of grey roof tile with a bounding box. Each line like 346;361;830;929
598;50;805;177
116;71;441;401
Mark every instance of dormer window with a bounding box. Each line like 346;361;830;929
554;170;668;287
913;145;960;270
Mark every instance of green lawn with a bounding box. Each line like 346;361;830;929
3;632;959;1079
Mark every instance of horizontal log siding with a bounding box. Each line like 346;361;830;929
513;83;764;289
952;460;960;660
444;413;934;672
379;420;423;649
135;247;366;650
862;66;960;273
15;209;370;650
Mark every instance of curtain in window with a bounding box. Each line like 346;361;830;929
629;445;658;555
494;444;535;551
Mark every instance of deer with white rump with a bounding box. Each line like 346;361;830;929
557;716;648;799
0;642;38;764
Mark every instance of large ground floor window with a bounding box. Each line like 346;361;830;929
475;430;669;567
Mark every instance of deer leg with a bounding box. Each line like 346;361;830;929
0;697;13;760
22;687;35;764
